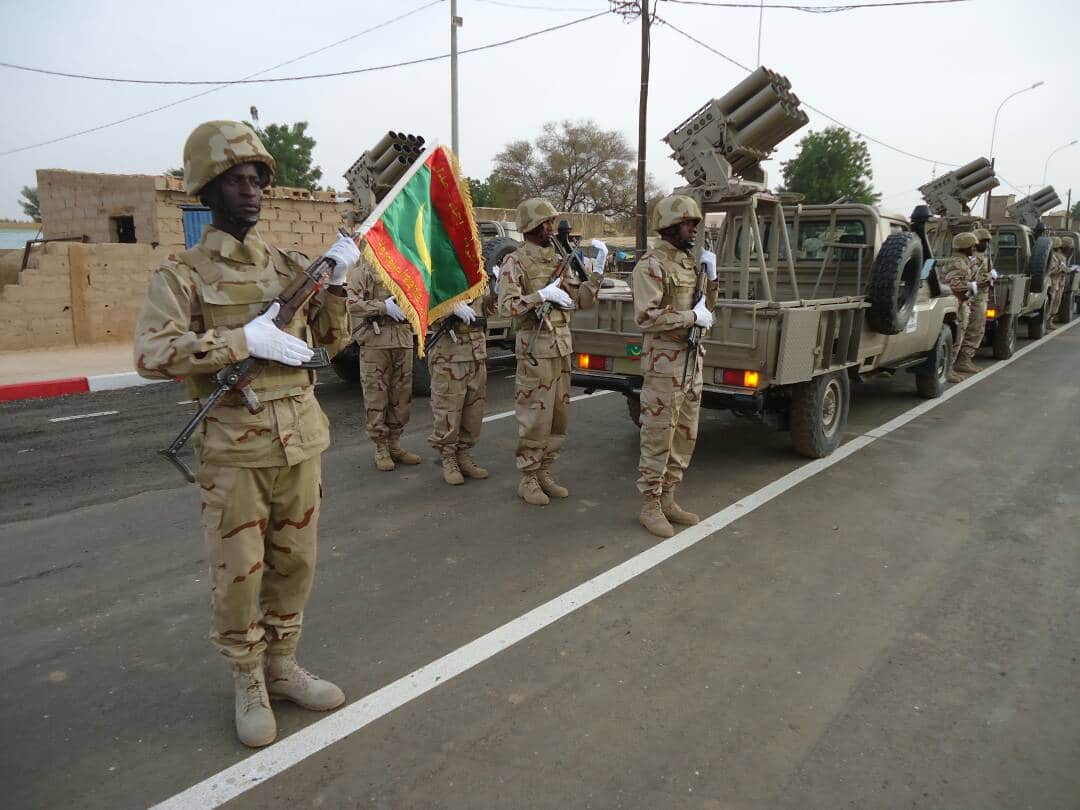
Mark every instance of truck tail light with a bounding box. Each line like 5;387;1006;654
576;353;613;371
986;308;997;319
716;368;760;388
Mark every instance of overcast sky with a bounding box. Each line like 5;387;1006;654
2;0;1078;223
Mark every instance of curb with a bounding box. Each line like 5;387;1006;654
0;372;171;403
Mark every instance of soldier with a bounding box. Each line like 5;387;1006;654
1054;235;1076;325
955;227;996;374
632;195;718;538
427;285;497;485
133;121;357;747
940;232;979;383
1046;236;1068;330
348;257;422;470
498;199;605;505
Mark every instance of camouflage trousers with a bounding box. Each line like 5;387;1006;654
960;295;988;360
360;346;413;443
428;358;487;452
637;345;703;497
1049;274;1067;322
952;300;970;363
514;354;571;473
198;455;321;666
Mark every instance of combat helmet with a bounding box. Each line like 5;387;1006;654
516;198;558;234
973;227;992;241
183;120;276;196
650;194;703;233
952;232;978;250
1051;236;1063;248
1061;236;1074;249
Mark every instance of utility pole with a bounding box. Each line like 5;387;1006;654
756;0;765;66
450;0;462;156
637;2;651;251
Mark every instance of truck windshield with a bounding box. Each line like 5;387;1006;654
992;231;1021;274
733;219;867;262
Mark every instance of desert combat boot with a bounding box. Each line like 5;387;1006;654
456;449;489;479
374;443;395;471
954;355;980;374
389;440;422;466
661;489;700;525
537;465;569;498
265;654;346;712
640;495;675;538
441;450;465;485
232;662;277;748
518;473;550;506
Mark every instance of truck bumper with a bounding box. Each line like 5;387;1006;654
572;370;765;414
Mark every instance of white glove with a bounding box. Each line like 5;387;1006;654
323;235;361;285
591;239;608;275
968;281;979;297
491;265;501;279
242;302;314;366
692;297;714;330
384;296;406;322
701;249;718;281
990;269;999;281
539;280;573;309
452;301;477;323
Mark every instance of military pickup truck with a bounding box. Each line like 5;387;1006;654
569;67;958;459
1050;227;1080;324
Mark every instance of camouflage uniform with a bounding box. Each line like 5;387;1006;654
1048;238;1068;326
348;258;416;458
940;249;975;366
498;200;602;500
134;225;349;665
960;249;992;361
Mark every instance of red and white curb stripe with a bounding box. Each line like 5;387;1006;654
0;371;172;403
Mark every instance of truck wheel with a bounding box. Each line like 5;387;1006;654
789;370;850;459
1027;236;1053;293
626;393;642;427
412;353;431;398
915;326;952;399
1057;277;1075;323
1028;300;1048;340
991;314;1016;359
330;342;362;383
482;236;520;277
866;232;923;335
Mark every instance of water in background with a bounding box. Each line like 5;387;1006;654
0;228;41;249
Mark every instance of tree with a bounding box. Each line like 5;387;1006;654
164;167;184;178
250;121;323;190
18;186;40;222
468;176;496;208
490;120;661;221
780;127;881;205
1071;201;1080;221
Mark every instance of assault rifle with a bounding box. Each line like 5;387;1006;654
523;240;576;366
555;220;591;282
681;260;709;388
158;242;344;483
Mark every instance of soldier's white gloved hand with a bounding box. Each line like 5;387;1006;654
539;280;573;309
243;302;314;366
701;249;718;281
323;235;361;285
692;297;714;329
491;265;501;279
384;296;406;322
968;281;979;297
452;301;477;323
990;268;999;281
590;240;608;274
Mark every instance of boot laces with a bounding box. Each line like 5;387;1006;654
237;670;267;712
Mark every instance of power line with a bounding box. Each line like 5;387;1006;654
474;0;604;10
656;16;959;166
0;11;608;86
0;0;446;158
661;0;969;11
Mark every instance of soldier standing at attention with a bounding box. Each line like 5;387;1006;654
955;227;996;374
941;232;979;383
133;121;357;747
1046;236;1068;331
632;195;718;539
348;257;422;470
498;199;605;506
427;286;498;485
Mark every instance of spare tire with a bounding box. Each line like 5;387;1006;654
1027;235;1053;293
482;236;519;276
867;232;923;335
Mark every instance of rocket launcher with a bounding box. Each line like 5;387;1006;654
344;130;427;222
663;66;809;192
918;157;999;217
1006;186;1062;228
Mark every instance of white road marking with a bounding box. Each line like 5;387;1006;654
47;410;119;423
152;321;1078;810
86;372;169;393
481;389;614;423
177;400;196;406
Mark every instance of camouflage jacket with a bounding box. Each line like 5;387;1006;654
632;239;719;350
1049;251;1068;277
427;290;497;364
971;252;993;298
347;258;415;349
497;240;602;359
133;226;349;467
939;255;975;300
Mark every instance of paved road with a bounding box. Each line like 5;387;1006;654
2;326;1079;809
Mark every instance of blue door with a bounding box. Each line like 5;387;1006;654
181;206;212;249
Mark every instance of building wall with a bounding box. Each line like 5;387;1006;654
473;207;610;239
38;169;160;244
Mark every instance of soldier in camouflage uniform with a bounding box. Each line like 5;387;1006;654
1053;235;1076;325
134;122;356;747
427;288;497;485
498;198;605;505
632;195;719;538
348;258;422;470
1046;236;1068;331
940;232;979;383
955;227;995;374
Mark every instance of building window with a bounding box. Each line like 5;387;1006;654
111;216;136;243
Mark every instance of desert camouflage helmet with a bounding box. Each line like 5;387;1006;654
183;120;276;196
1051;236;1063;248
1061;236;1075;249
650;194;703;233
952;232;978;250
516;198;558;234
973;227;992;241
